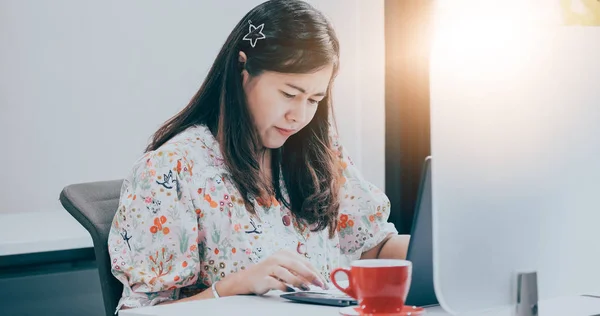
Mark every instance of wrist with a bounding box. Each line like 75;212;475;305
215;270;250;297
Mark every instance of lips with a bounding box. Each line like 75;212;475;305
275;127;296;136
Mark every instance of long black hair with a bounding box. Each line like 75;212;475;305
147;0;342;238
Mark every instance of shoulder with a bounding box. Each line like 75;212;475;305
127;125;226;184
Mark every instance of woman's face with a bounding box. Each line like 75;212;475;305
240;53;333;149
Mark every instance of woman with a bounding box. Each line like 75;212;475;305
108;0;410;310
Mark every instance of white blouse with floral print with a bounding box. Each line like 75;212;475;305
108;124;397;311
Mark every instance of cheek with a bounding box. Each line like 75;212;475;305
248;94;282;127
301;106;319;126
309;106;319;119
246;92;266;120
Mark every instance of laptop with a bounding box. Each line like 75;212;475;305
404;156;439;307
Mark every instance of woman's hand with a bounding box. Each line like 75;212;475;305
239;249;329;295
166;250;330;304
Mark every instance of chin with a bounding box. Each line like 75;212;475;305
262;141;286;149
261;136;287;149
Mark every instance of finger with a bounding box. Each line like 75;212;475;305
285;252;329;289
266;276;290;292
288;261;328;289
271;266;311;291
298;256;329;289
277;255;325;288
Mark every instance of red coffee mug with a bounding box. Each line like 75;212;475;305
331;259;413;314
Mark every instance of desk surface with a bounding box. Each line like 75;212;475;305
118;280;446;316
0;211;93;256
118;291;449;316
119;290;600;316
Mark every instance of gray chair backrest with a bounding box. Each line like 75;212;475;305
60;179;124;316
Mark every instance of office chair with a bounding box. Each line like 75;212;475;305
60;179;124;316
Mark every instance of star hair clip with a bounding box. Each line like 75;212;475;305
243;20;266;48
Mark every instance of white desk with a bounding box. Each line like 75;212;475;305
119;287;600;316
0;210;93;256
117;280;436;316
119;287;449;316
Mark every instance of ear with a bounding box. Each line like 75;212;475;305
238;51;247;65
239;51;249;85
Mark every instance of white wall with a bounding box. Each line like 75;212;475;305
0;0;385;214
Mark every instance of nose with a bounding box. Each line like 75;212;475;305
285;102;306;123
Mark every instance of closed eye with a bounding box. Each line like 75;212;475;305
281;91;295;99
281;90;321;105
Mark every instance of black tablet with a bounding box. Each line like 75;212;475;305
281;291;358;307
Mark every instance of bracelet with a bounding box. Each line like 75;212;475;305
211;280;221;298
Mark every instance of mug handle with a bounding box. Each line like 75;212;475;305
330;267;356;299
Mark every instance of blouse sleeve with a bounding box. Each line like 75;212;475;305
330;128;399;262
108;150;201;311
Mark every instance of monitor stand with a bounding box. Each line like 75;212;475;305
516;272;539;316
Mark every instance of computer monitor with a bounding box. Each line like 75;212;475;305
429;3;600;316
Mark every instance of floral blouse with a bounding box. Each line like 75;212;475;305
108;124;397;311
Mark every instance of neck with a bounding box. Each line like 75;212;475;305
259;148;271;171
258;148;272;183
257;149;274;199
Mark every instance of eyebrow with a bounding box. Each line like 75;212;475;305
285;83;326;97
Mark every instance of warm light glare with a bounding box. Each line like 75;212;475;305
429;1;565;173
432;0;555;73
